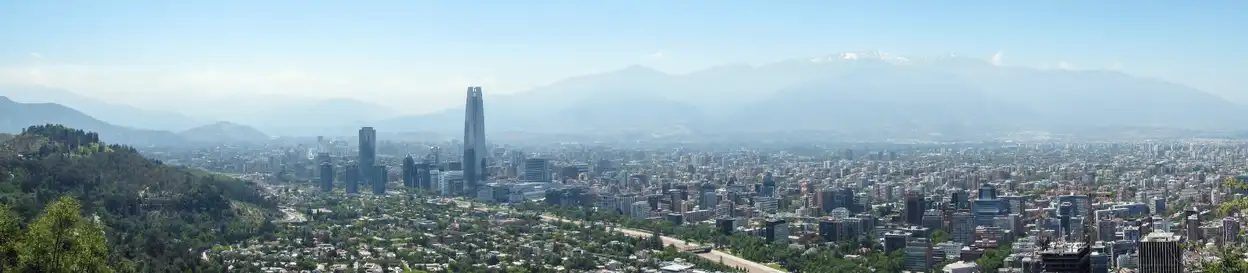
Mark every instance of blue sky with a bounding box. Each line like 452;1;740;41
1;1;1245;113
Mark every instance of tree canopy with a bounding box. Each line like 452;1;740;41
1;196;111;272
0;124;278;271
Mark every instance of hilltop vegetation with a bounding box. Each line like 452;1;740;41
0;124;278;271
0;196;112;272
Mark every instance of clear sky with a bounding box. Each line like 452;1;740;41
1;1;1245;114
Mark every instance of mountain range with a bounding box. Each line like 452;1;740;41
0;84;204;131
0;85;397;136
0;96;186;146
4;52;1245;138
0;96;270;146
379;52;1246;135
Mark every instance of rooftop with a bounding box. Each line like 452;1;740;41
1142;232;1181;242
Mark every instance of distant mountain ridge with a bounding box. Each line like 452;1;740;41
0;85;398;137
0;84;204;131
179;121;270;144
0;96;186;146
8;52;1242;137
380;51;1247;136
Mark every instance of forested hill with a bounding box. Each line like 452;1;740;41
0;124;279;271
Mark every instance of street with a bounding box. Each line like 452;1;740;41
538;215;785;273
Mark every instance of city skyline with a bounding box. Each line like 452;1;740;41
6;2;1245;271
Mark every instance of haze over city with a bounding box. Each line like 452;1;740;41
2;1;1246;127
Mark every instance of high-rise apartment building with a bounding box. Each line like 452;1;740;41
951;211;974;245
1225;217;1242;243
462;86;487;195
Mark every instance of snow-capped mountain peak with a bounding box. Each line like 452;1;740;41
809;50;911;64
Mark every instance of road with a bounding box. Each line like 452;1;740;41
538;215;785;273
274;207;307;223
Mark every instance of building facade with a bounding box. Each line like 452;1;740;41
462;86;487;195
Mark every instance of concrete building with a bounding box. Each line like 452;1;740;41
630;201;650;219
1138;232;1182;273
755;196;778;213
904;238;933;272
764;219;788;244
951;211;975;245
942;261;979;273
1224;217;1241;244
522;157;552;182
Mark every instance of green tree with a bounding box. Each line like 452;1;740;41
931;229;950;243
0;203;22;269
975;245;1011;273
1202;247;1248;273
14;196;112;273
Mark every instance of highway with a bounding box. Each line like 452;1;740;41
538;215;785;273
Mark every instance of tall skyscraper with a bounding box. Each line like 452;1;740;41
358;127;377;186
416;162;432;189
372;165;387;195
345;164;360;194
319;162;334;192
904;191;925;225
317;152;333;192
462;86;487;195
403;155;417;188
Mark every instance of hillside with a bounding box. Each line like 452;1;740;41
179;121;271;144
0;96;186;146
0;84;204;131
0;125;278;271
